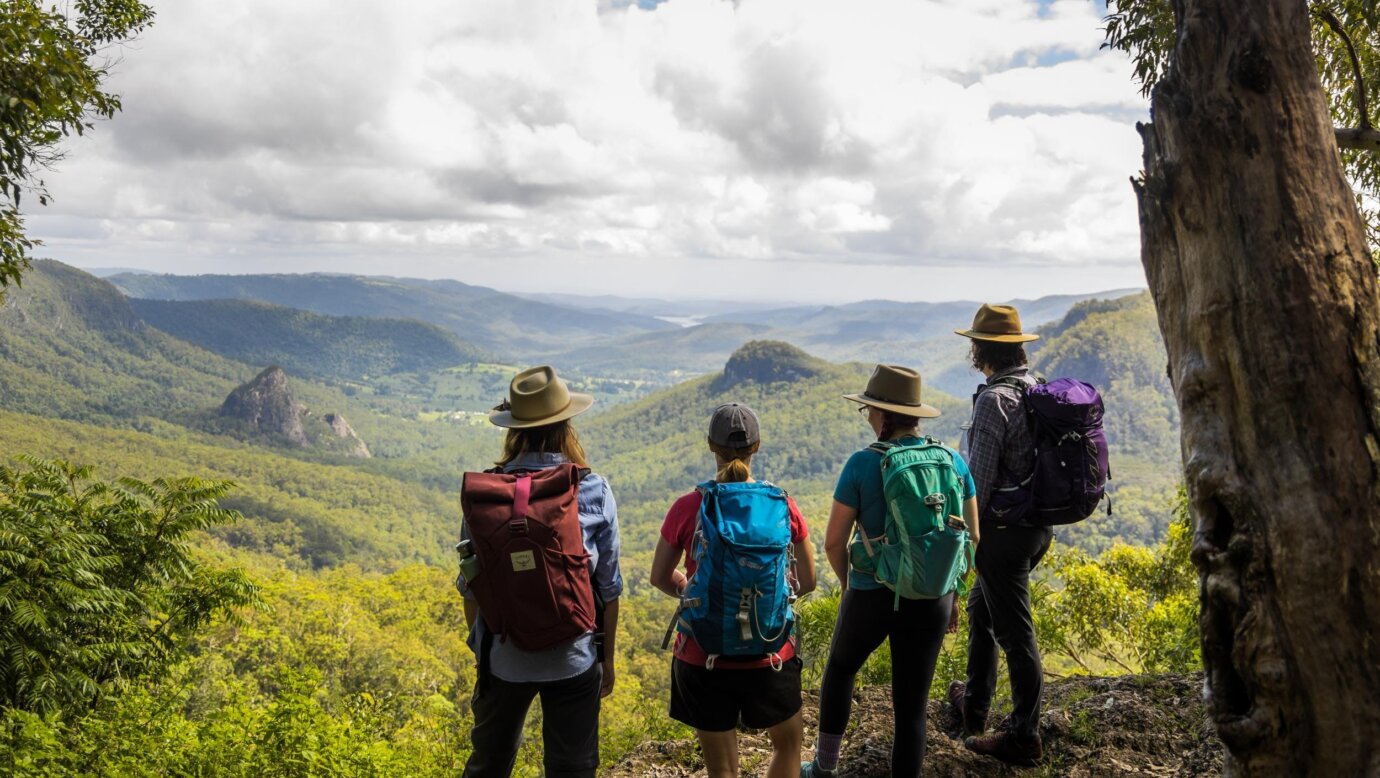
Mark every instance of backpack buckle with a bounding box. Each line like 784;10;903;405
508;518;529;534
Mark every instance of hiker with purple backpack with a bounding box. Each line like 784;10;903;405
946;304;1110;767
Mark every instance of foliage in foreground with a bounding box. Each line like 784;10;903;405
0;458;258;714
1103;0;1380;249
1;0;154;291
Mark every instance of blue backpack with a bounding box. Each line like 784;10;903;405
671;481;796;661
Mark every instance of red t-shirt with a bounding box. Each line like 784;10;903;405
661;488;809;669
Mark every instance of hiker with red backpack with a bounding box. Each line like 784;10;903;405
650;403;817;778
947;303;1110;767
455;365;623;778
801;365;979;778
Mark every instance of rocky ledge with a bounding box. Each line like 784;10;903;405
608;673;1222;777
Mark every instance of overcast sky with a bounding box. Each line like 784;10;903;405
32;0;1148;303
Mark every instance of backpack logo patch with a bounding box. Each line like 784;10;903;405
510;550;536;572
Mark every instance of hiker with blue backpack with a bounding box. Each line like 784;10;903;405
650;402;817;778
455;366;623;778
946;303;1110;767
801;365;978;778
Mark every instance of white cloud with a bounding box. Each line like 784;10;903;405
32;0;1149;301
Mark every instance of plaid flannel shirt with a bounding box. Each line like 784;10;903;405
962;365;1037;519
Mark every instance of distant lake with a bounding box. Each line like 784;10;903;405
655;315;706;328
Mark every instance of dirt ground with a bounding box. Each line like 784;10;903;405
607;673;1223;777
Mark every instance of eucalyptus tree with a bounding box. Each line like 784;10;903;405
1106;1;1380;775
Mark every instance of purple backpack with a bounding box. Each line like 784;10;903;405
986;377;1110;526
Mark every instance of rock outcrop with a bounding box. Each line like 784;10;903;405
220;366;308;446
609;673;1222;777
323;413;371;459
712;340;828;391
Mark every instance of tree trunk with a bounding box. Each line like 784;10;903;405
1135;1;1380;775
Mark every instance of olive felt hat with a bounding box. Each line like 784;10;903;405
843;364;941;418
488;365;594;429
954;303;1041;343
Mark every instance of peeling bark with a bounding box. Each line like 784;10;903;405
1135;1;1380;775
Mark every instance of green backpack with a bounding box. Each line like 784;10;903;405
849;438;974;608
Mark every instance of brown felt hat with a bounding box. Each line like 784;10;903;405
954;303;1040;343
843;364;941;419
488;365;594;429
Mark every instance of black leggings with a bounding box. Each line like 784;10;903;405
817;586;953;778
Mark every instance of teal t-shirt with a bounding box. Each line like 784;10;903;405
833;436;977;591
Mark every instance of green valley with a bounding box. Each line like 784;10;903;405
0;262;1189;776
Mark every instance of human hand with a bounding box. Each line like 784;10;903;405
600;660;615;698
947;598;961;634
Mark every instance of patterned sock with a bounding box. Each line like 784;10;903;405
815;732;844;771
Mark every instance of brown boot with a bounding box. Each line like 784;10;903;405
946;681;987;737
964;729;1043;767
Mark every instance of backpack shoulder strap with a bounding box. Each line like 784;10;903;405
868;441;897;455
985;375;1028;393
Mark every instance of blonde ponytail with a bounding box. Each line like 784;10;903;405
709;441;760;483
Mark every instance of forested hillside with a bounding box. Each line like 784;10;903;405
131;298;490;382
583;340;969;561
1031;292;1180;551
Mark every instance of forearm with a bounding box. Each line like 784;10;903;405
794;544;817;596
652;569;687;598
826;544;849;590
601;599;619;662
463;598;477;630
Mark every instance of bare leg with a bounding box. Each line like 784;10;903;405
765;711;804;778
696;728;739;778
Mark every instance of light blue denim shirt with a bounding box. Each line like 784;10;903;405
459;452;623;682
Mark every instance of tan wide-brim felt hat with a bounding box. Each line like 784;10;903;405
844;364;941;418
955;303;1040;343
489;365;594;429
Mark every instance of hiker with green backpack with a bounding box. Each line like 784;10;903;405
650;403;817;778
801;365;978;778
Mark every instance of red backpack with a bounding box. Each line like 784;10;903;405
460;463;597;651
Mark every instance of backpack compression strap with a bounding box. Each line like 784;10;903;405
510;474;532;533
660;485;714;651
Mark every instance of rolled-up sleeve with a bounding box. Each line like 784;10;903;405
589;480;623;603
456;521;475;600
967;394;1005;515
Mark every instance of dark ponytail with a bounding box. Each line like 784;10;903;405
878;410;919;442
709;441;760;483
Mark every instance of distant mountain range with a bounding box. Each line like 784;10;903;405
108;272;676;357
0;261;1178;559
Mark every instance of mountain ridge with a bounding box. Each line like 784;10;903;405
108;271;675;356
131;297;490;381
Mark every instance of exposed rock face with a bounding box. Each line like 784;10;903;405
713;340;828;391
220;366;308;446
323;413;371;459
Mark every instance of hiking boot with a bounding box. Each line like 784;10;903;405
800;759;836;778
964;729;1043;767
946;680;987;737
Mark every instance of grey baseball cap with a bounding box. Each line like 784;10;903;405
708;403;760;449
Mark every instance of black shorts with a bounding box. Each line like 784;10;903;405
669;656;803;732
